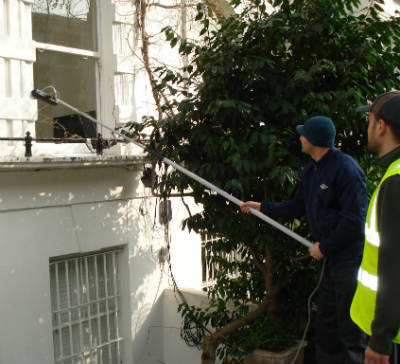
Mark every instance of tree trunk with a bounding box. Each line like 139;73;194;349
201;335;218;364
201;298;270;364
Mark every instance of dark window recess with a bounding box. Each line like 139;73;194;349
53;111;97;138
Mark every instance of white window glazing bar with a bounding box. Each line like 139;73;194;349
204;241;210;290
84;257;94;363
55;263;64;361
51;295;119;315
112;251;121;363
94;255;103;364
2;0;9;36
78;259;86;361
34;41;99;58
65;261;74;361
103;253;111;363
52;306;119;331
56;338;123;363
75;259;84;362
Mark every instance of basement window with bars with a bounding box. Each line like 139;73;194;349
201;234;242;292
49;249;123;364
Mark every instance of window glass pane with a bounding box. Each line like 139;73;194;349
32;0;97;51
34;51;97;138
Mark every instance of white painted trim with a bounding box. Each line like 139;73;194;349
9;0;20;38
94;0;103;138
21;0;33;39
97;0;118;137
0;35;35;61
0;97;37;120
33;42;100;58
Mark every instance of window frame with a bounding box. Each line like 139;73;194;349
31;0;101;139
49;248;123;364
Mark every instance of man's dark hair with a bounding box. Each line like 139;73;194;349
388;122;400;144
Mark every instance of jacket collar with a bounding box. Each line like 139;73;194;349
312;147;335;168
376;145;400;169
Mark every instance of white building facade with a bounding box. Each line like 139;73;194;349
0;1;205;363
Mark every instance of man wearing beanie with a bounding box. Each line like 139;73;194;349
351;91;400;364
241;116;367;363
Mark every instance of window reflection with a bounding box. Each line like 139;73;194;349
32;0;97;51
34;52;97;138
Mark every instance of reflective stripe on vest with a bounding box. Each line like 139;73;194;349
357;266;378;291
350;158;400;343
364;193;380;247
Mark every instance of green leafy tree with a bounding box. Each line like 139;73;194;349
126;0;400;362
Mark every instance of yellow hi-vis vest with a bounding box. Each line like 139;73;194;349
350;158;400;342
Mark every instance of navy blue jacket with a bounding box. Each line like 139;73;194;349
260;148;367;260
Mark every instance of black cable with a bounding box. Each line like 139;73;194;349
164;224;211;349
290;259;326;364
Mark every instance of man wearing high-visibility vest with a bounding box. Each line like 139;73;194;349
352;91;400;364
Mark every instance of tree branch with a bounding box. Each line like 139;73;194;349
135;0;163;119
181;195;193;218
201;298;270;364
148;1;196;9
247;245;268;277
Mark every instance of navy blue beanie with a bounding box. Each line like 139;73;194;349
296;116;336;147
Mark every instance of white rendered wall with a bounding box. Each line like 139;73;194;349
141;288;207;364
0;164;202;364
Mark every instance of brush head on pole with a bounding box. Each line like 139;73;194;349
31;89;59;105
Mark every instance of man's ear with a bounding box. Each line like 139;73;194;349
377;118;388;136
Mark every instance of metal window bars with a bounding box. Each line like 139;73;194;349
201;234;242;292
49;250;123;364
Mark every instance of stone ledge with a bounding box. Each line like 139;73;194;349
0;154;147;171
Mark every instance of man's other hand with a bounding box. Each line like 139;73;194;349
365;346;390;364
240;201;261;214
309;242;324;260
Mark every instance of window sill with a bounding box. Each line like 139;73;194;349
0;141;149;171
0;154;145;171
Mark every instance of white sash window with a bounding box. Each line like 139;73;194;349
32;0;99;138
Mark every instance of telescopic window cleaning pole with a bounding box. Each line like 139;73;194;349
31;88;313;248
